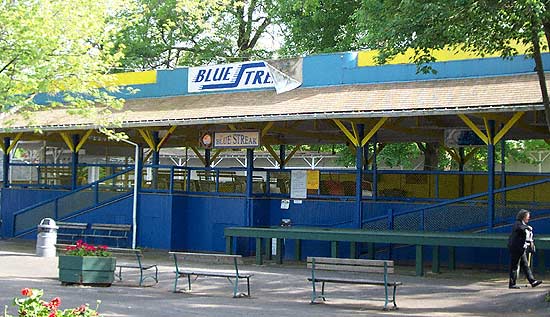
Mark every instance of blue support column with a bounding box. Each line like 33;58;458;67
487;120;496;232
279;145;285;169
500;135;506;205
355;124;364;229
205;149;211;167
458;147;465;197
246;149;254;227
3;137;10;188
152;132;160;189
372;134;378;200
71;134;79;190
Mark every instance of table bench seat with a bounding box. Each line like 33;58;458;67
170;252;253;298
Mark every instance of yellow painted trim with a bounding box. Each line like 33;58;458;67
332;119;359;147
190;147;206;165
357;42;530;67
75;130;93;152
458;114;488;145
264;145;282;165
493;112;525;144
143;149;154;163
138;129;156;150
464;148;480;163
156;126;177;151
228;124;237;131
107;70;157;86
211;149;225;162
483;117;493;144
0;142;5;153
361;117;388;147
262;122;274;137
6;133;23;153
284;145;301;165
59;132;75;152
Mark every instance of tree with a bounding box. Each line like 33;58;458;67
273;0;362;56
0;0;128;127
356;0;550;134
112;0;275;70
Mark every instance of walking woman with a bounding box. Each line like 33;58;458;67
508;209;543;289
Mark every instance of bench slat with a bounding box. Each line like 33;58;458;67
177;269;253;278
307;263;394;273
308;277;402;286
307;257;393;267
170;252;243;265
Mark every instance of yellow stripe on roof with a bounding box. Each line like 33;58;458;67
108;70;157;86
358;44;530;67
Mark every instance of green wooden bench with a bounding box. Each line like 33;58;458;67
111;248;158;287
56;222;88;244
169;252;253;298
308;257;402;311
84;223;131;247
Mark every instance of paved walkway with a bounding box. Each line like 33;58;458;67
0;240;548;317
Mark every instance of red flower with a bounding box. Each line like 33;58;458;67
21;288;32;297
49;297;61;308
98;245;108;251
75;240;83;247
65;245;76;251
85;245;97;252
48;311;56;317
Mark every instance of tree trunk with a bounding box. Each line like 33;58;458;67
416;142;439;171
533;20;550;134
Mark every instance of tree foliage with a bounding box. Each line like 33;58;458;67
274;0;362;56
112;0;275;70
0;0;128;126
356;0;550;132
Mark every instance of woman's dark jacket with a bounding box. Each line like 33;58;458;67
508;220;530;253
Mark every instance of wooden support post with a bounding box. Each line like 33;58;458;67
225;236;233;255
416;245;424;276
294;240;302;261
367;243;375;259
537;249;545;274
265;238;272;260
276;239;283;264
331;241;338;258
432;246;440;274
350;242;357;259
448;247;456;271
255;238;263;265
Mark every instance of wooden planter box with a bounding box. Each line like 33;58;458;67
58;255;116;286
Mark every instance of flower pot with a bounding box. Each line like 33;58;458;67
58;255;116;286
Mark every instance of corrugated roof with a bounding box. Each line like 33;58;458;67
1;73;545;132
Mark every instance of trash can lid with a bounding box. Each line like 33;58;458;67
38;218;58;229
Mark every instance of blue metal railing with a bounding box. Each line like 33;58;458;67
12;167;134;236
362;177;550;232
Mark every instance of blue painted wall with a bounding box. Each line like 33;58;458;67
138;193;173;249
93;52;550;101
1;188;67;237
171;195;247;252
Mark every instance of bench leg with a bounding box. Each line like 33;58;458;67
173;273;178;293
247;277;251;297
392;285;398;309
321;282;326;301
139;268;144;287
383;283;389;311
311;280;317;304
233;276;239;298
187;274;192;291
116;267;123;281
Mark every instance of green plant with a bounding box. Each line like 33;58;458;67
4;288;101;317
64;241;111;257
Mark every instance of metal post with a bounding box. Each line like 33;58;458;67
500;134;506;205
279;145;285;169
246;149;254;226
205;149;211;167
119;139;141;249
3;137;10;188
458;147;465;197
355;124;364;229
152;131;160;189
71;134;79;190
372;134;378;200
487;120;496;232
